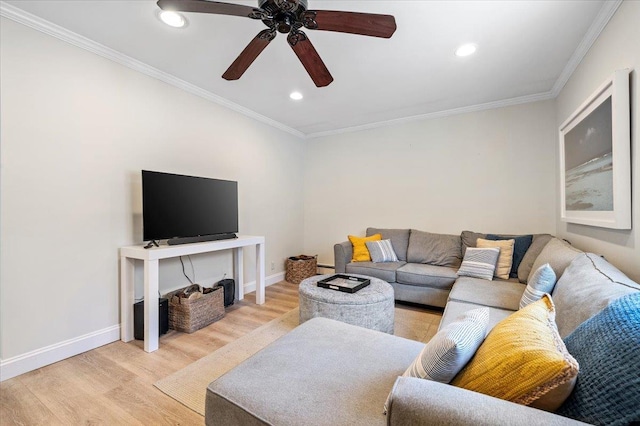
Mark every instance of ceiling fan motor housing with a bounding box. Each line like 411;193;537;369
258;0;308;33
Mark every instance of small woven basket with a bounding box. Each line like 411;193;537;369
285;255;317;284
165;286;225;333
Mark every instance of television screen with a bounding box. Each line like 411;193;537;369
142;170;238;244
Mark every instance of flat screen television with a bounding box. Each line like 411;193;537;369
142;170;238;245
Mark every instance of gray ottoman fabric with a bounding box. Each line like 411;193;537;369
205;317;424;426
299;274;395;334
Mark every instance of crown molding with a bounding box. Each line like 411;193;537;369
306;91;555;139
550;0;623;96
1;0;622;140
0;2;305;139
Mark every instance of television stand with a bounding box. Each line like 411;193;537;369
167;233;237;246
120;235;265;352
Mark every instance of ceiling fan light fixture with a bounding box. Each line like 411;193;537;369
289;91;303;101
159;10;187;28
455;43;477;57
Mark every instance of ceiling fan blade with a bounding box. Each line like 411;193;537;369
222;30;276;81
157;0;260;18
287;31;333;88
303;10;397;38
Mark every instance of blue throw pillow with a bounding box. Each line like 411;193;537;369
486;234;533;278
557;293;640;425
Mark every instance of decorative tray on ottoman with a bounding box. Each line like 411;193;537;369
316;274;370;293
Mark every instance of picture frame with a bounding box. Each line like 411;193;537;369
559;68;631;229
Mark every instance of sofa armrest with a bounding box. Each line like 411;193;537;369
334;241;352;273
387;377;587;426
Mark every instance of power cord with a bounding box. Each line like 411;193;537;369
180;255;196;285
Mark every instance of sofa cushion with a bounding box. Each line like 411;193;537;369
552;253;640;338
367;228;411;262
486;234;533;278
477;238;515;280
448;276;525;311
366;239;398;263
456;247;500;281
395;263;457;290
518;234;553;283
439;300;514;333
349;234;381;262
407;230;462;267
346;261;406;283
557;293;640;425
403;307;489;383
451;295;578;411
528;238;582;284
205;317;424;426
520;263;557;309
460;230;486;256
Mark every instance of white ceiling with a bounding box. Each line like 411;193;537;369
1;0;620;137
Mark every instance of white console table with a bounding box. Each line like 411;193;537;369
120;235;265;352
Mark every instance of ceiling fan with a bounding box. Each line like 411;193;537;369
157;0;397;87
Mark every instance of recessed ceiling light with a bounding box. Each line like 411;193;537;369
455;43;477;57
290;91;303;101
159;11;187;28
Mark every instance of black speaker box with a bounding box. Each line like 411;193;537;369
134;298;169;340
217;278;235;307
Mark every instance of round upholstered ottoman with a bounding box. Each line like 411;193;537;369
299;274;395;334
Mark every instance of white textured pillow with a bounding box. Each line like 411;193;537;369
403;307;490;382
457;247;500;281
520;263;557;309
365;239;398;263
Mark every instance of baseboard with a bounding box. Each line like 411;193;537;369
0;325;120;382
1;272;285;382
242;271;285;294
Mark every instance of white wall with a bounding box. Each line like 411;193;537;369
303;100;558;265
555;0;640;282
0;18;304;364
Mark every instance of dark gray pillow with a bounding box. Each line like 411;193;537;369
407;230;462;268
366;228;410;261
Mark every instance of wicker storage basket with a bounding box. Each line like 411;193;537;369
285;255;317;284
165;286;225;333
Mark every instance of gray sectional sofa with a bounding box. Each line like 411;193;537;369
205;231;640;425
334;227;553;308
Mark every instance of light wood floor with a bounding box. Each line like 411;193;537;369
0;281;442;426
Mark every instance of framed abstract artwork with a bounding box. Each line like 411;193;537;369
559;69;631;229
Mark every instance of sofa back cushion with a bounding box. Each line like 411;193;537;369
557;293;640;425
518;234;553;283
460;230;486;257
552;253;640;338
367;228;411;262
527;238;582;284
407;230;462;268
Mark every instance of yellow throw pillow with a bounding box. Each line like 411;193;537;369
451;294;578;410
348;234;381;262
477;238;514;280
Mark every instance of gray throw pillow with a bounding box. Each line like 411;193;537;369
365;239;398;263
457;247;500;281
366;228;410;261
520;263;556;309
